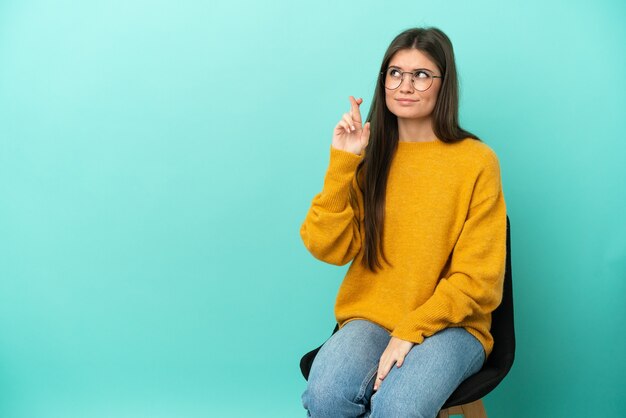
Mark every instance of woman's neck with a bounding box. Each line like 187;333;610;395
397;116;436;142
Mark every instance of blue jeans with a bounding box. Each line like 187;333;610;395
301;319;485;418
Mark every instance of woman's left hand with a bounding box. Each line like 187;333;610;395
373;336;415;391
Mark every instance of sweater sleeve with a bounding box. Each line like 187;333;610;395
299;145;364;266
390;152;507;344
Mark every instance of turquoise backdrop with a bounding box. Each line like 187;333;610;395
1;1;624;417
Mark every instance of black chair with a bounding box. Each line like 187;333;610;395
300;216;515;418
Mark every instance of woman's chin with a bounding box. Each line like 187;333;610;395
394;111;430;120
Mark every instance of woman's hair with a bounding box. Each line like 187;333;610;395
350;26;481;273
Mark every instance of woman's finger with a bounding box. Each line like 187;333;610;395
361;122;370;146
337;120;351;134
349;96;363;124
342;113;355;131
374;358;393;390
396;356;405;368
379;361;391;381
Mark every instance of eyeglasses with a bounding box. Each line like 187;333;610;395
381;67;442;91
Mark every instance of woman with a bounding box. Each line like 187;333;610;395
299;26;507;417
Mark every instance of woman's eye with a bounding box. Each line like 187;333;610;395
415;71;430;78
390;69;401;77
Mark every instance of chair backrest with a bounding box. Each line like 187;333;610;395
486;215;515;370
300;215;515;408
441;214;515;408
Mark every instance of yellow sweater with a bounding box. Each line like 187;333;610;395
300;138;507;359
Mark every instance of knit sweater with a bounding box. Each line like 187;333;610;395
300;138;507;359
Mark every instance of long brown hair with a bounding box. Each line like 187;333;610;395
349;26;481;273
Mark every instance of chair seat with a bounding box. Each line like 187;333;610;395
442;366;500;408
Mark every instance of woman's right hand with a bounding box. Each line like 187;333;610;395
332;95;371;156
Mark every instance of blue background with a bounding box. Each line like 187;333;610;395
1;0;624;417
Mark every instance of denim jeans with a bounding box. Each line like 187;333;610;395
301;319;485;418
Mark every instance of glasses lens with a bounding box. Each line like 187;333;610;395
412;70;433;91
384;68;402;89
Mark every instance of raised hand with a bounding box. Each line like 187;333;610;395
331;95;371;156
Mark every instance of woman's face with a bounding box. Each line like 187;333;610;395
384;48;442;121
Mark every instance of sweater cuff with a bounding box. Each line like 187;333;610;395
318;145;363;211
328;145;363;174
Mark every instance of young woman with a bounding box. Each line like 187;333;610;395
299;26;507;418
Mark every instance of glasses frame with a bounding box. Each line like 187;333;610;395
380;67;442;92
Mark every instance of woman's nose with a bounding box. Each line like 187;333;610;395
399;74;414;92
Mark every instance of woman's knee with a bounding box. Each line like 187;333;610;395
302;378;368;417
370;386;439;418
301;383;337;417
301;320;390;416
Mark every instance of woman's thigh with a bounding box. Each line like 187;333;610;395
301;319;391;417
369;327;485;418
